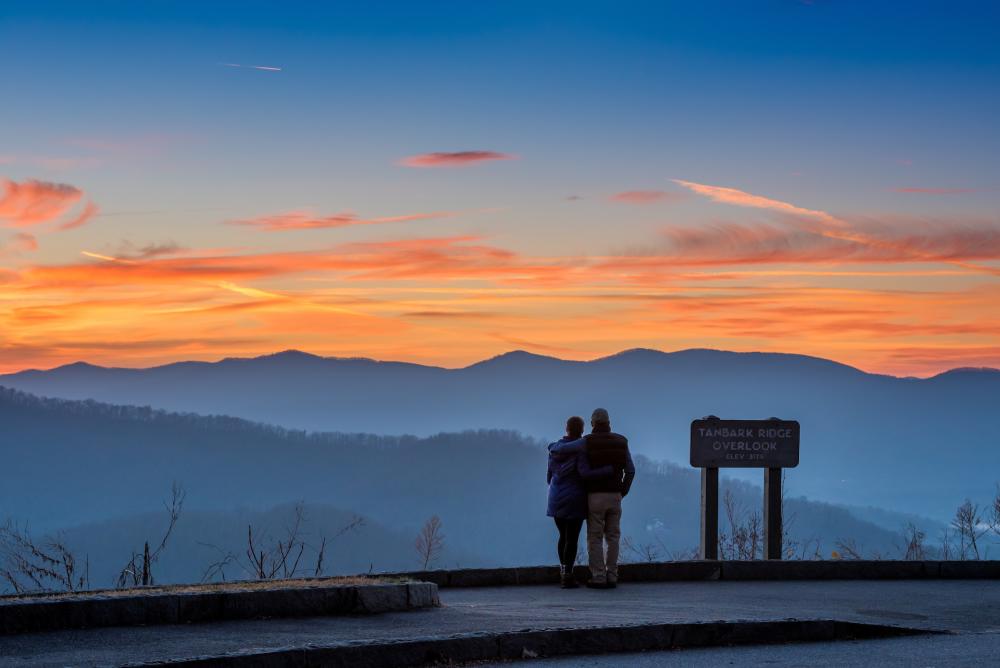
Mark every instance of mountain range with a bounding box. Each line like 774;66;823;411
3;348;999;518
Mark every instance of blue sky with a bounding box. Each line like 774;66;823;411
1;1;998;374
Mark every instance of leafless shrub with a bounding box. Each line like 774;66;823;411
833;538;863;560
116;483;185;588
246;502;306;580
791;536;824;560
951;499;987;560
200;504;363;582
314;516;364;577
199;543;239;583
621;536;663;563
415;516;445;570
669;546;701;561
719;490;761;560
0;522;89;594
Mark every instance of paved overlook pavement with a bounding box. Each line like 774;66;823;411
2;580;1000;666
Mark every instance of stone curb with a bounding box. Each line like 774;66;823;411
0;582;439;635
128;618;937;667
383;559;1000;587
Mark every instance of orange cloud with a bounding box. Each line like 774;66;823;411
0;178;83;227
14;236;557;289
227;209;455;231
0;178;99;233
398;151;516;167
610;190;683;204
669;179;1000;274
656;217;1000;267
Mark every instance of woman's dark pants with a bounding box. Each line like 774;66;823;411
554;517;584;568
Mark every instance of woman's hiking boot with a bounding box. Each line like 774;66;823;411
559;565;579;588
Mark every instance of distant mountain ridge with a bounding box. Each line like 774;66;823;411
10;347;912;376
3;347;998;518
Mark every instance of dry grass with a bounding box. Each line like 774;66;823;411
0;574;411;603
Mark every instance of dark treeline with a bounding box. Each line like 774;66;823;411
0;386;418;449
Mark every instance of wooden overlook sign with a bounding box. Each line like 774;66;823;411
691;416;801;561
690;418;800;468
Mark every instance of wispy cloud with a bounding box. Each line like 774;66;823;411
670;178;1000;275
610;190;682;204
398;151;516;168
222;63;282;72
672;179;839;224
227;209;455;231
83;241;185;262
58;201;100;230
0;178;97;230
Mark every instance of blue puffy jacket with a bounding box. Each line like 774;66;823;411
546;437;614;519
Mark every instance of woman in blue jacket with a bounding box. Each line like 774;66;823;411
547;416;613;588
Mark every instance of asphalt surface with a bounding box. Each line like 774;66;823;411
2;580;1000;666
479;632;1000;668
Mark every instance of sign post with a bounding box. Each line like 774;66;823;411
700;467;719;560
763;467;782;560
690;416;800;560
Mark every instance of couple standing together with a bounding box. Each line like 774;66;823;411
546;407;635;589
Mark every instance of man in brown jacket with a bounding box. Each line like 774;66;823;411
583;408;635;589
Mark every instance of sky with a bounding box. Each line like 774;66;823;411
1;1;999;376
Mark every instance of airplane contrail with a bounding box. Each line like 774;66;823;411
221;63;282;72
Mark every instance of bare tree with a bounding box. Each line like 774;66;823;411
902;522;926;560
951;499;987;560
988;486;1000;540
116;483;185;588
415;516;445;570
0;522;89;594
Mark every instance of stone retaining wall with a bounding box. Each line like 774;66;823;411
384;559;1000;587
0;582;438;635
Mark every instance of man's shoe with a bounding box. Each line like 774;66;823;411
586;580;608;589
560;572;579;589
606;575;618;588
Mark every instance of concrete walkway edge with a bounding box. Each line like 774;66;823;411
129;619;938;667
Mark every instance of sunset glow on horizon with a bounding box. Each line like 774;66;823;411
2;2;999;377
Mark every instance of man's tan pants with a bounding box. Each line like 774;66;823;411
587;492;622;583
